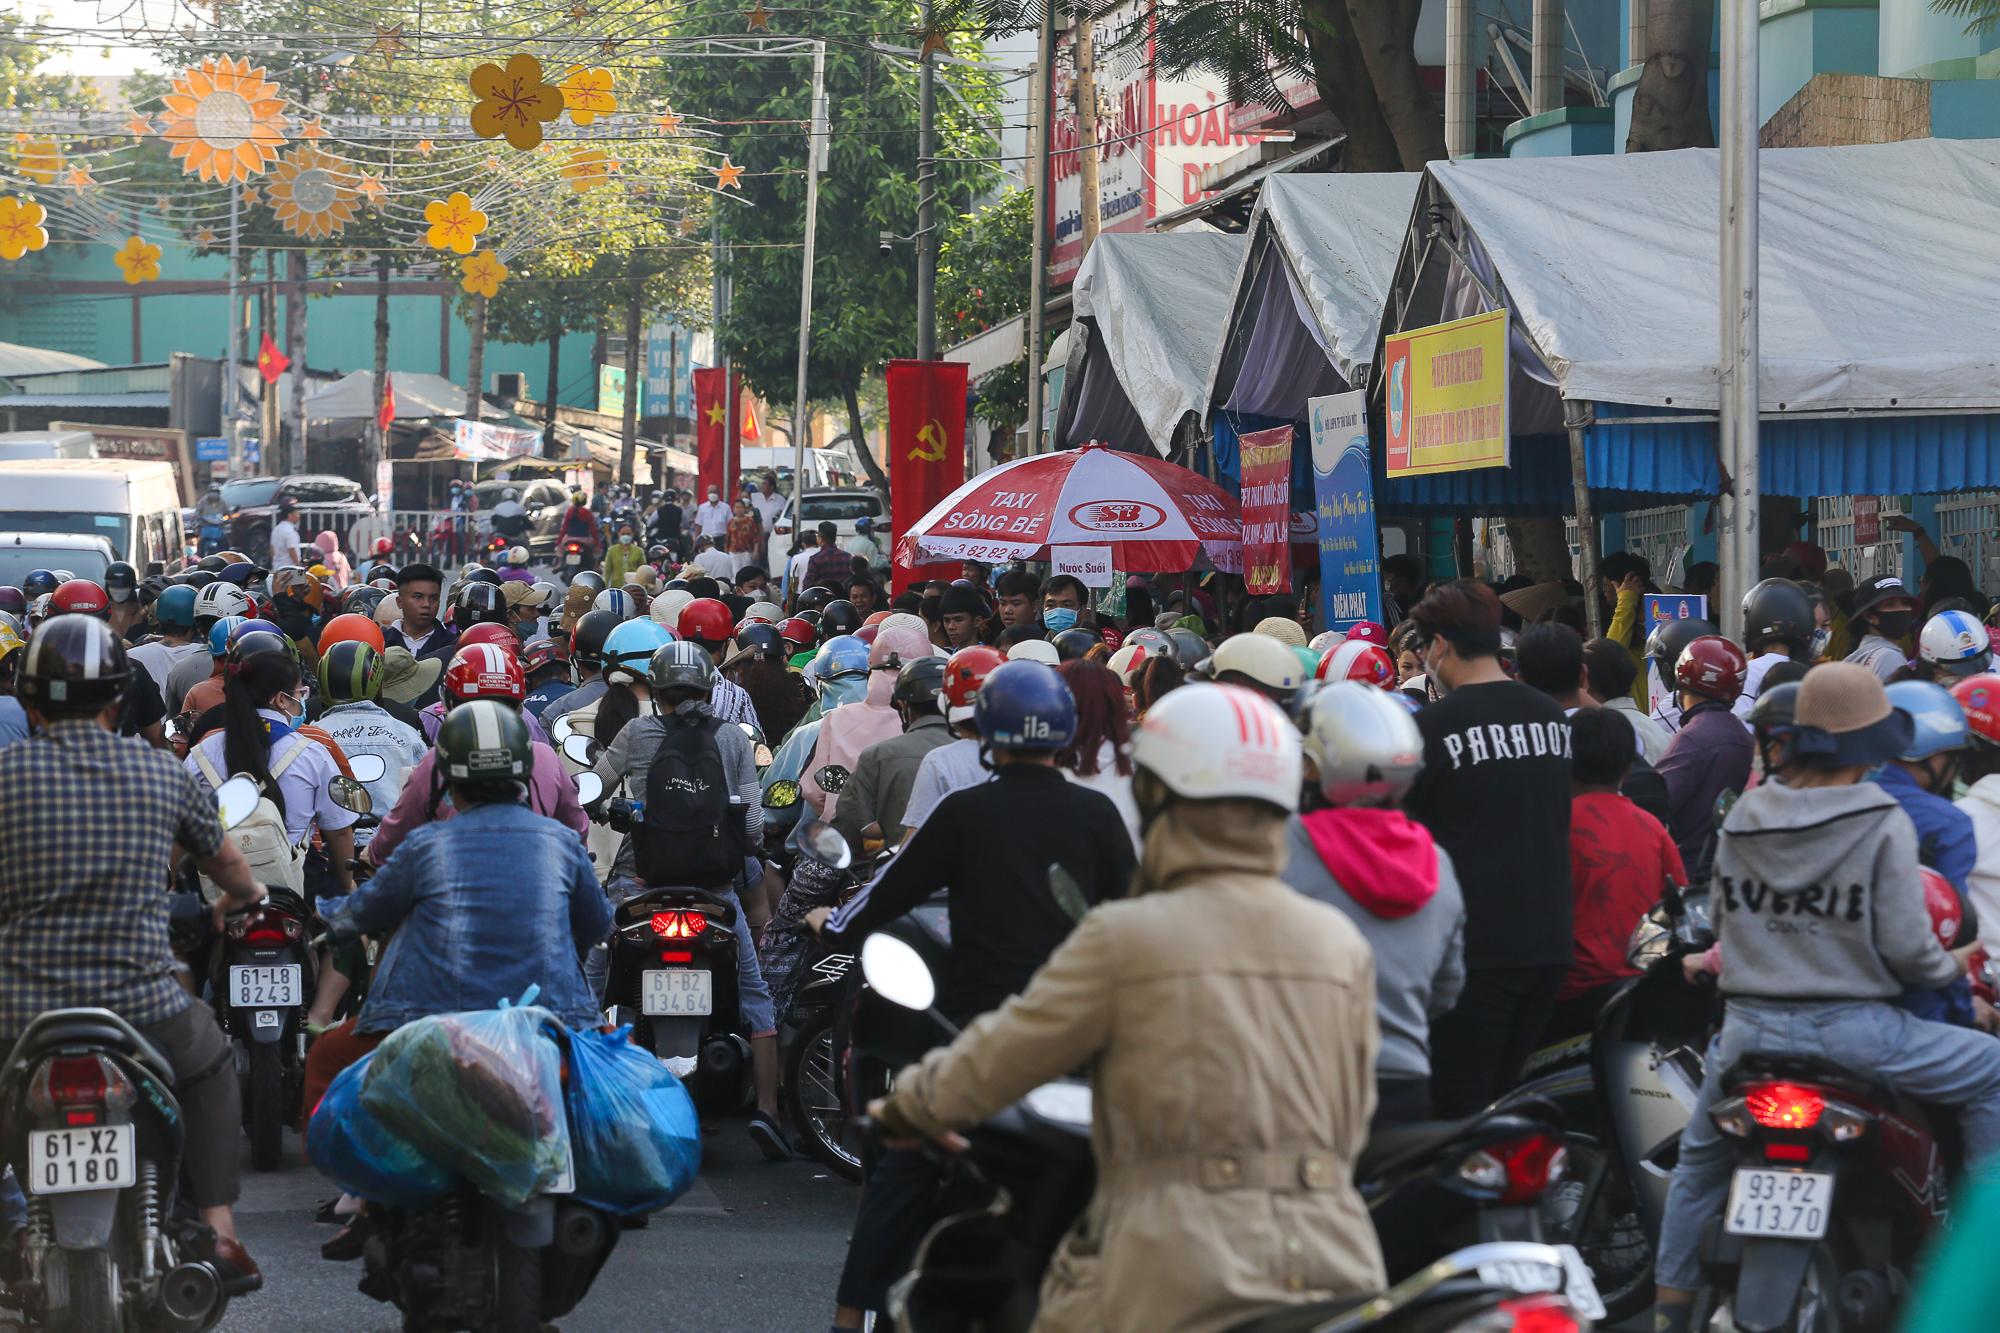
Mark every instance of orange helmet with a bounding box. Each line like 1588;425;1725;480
319;612;386;655
1951;673;2000;749
864;610;893;627
941;645;1007;722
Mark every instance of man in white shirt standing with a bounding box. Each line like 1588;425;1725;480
269;500;302;571
693;535;736;582
695;485;731;543
750;471;787;532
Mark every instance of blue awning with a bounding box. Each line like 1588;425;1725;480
0;393;171;409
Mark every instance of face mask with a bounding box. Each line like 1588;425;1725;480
1808;628;1832;659
1043;607;1078;634
1872;610;1913;641
620;535;633;545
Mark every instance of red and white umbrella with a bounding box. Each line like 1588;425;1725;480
898;444;1242;573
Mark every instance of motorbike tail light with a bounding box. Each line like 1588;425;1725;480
1456;1134;1568;1204
27;1055;134;1115
1744;1081;1824;1131
1481;1294;1582;1333
229;907;302;943
1766;1142;1812;1162
651;910;709;940
661;951;693;963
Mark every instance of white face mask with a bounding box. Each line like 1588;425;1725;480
620;534;633;545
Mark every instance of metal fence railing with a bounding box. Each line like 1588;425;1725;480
1814;495;1907;584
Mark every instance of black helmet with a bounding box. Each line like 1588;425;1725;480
665;578;691;592
18;614;131;713
227;629;293;665
797;586;833;614
21;570;59;599
182;570;219;590
435;699;532;782
341;585;388;616
570;609;621;666
819;599;862;639
647;544;672;564
1748;681;1801;739
1742;578;1813;651
455;581;508;626
732;623;786;663
217;562;264;588
1644;616;1719;677
104;561;139;603
317;639;383;703
365;563;397;584
648;640;717;695
195;554;229;573
569;571;607;595
460;566;502;587
1052;627;1100;662
893;655;948;710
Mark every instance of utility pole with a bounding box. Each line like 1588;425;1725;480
1445;0;1474;156
792;41;828;515
1718;0;1760;639
1531;0;1563;114
915;0;938;360
1074;7;1101;253
619;271;642;486
225;181;243;479
1025;8;1052;455
286;248;307;472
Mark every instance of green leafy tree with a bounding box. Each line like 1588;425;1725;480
0;13;104;110
936;185;1029;432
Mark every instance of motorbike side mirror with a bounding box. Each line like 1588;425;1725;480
561;733;600;766
861;932;936;1012
790;817;852;869
214;775;261;830
346;752;388;784
551;714;575;743
813;763;850;794
763;779;800;809
329;776;373;815
573;771;604;806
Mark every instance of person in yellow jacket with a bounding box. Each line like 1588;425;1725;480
1603;563;1653;708
602;521;646;587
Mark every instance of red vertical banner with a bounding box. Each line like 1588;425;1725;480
693;366;726;498
1238;423;1293;594
886;359;968;593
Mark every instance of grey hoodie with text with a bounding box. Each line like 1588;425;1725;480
1713;780;1956;1002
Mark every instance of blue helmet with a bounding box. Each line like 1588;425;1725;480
813;634;871;681
22;570;59;599
974;659;1076;750
603;618;676;679
206;615;249;655
231;618;284;645
1886;679;1969;761
155;584;199;629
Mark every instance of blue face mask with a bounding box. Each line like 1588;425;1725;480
1043;607;1078;634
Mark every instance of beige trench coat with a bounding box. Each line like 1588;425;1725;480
881;799;1386;1333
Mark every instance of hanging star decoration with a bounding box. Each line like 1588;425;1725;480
469;53;565;151
485;155;503;172
158;57;288;183
14;137;63;185
459;250;508;298
560;145;617;194
415;139;435;155
560;66;617;126
745;2;772;29
113;234;163;284
0;196;49;261
914;24;952;59
65;164;94;192
678;214;698;236
195;225;218;245
369;23;407;66
567;2;590;15
125;113;153;137
296;118;327;141
654;109;682;134
424;191;488;254
356;173;385;202
713;158;744;189
598;37;620;54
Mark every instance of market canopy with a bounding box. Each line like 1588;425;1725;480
0;342;105;380
1056;230;1246;456
303;370;525;424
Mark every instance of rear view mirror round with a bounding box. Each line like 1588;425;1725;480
329;776;373;815
215;776;261;830
561;733;600;766
551;714;575;743
813;764;850;794
790;817;853;869
763;780;800;809
346;752;388;784
861;932;935;1011
573;771;603;805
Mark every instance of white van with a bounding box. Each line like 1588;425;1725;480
0;460;187;573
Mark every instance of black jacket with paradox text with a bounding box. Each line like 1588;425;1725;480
1402;680;1574;970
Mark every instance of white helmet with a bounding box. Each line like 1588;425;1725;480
502;487;518;501
1107;642;1150;685
743;600;784;625
1308;630;1347;653
1919;608;1992;675
1297;680;1424;806
593;588;638;621
651;588;694;627
192;582;252;621
1006;638;1059;664
1204;632;1305;695
1131;682;1301;811
508;545;530;566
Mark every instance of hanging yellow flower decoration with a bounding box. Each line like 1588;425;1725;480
265;144;360;239
468;53;565;151
0;196;49;261
14;137;64;185
424;191;488;254
560;146;617;194
560;66;617;126
157;57;289;182
460;251;508;299
113;235;163;285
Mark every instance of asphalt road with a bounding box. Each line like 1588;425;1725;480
218;1123;859;1333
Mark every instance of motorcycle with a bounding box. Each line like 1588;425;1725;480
560;538;596;574
482;531;511;564
211;885;314;1175
1498;883;1717;1322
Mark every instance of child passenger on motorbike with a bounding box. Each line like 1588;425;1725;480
1652;663;2000;1333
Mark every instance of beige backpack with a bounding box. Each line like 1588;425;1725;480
194;743;310;901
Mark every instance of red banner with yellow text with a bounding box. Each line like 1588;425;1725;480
887;359;968;592
693;366;727;499
1238;424;1293;594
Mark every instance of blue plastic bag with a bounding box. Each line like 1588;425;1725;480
359;1002;571;1207
563;1026;702;1215
306;1054;452;1207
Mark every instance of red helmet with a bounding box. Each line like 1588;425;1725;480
457;622;520;655
51;580;109;617
373;536;394;556
1344;621;1391;648
443;642;525;703
677;597;734;644
854;624;880;646
1951;673;2000;749
523;638;568;673
1317;640;1396;688
777;617;815;650
942;645;1006;720
1922;865;1965;950
863;610;892;627
1100;626;1124;653
1674;635;1749;703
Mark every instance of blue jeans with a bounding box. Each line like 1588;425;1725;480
1657;998;2000;1290
593;873;776;1036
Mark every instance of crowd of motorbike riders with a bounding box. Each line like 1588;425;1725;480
12;508;2000;1332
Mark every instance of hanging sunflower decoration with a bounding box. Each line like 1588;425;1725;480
13;137;64;185
158;57;289;183
468;54;564;151
460;251;508;298
0;196;49;261
113;235;163;284
424;191;488;254
266;145;360;238
560;146;617;194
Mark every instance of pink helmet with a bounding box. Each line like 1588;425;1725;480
1343;621;1391;648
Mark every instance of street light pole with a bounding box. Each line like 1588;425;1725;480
1718;0;1759;640
793;41;827;514
1025;5;1051;456
915;0;937;361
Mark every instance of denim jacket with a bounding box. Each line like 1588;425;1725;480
336;802;613;1033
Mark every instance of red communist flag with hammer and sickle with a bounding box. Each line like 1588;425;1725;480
257;331;290;384
886;358;967;592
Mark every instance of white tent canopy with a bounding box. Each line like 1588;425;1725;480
304;369;519;422
1423;138;2000;412
1206;172;1419;420
1060;231;1246;454
0;342;104;380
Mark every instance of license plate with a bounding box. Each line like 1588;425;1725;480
1725;1168;1833;1239
642;969;713;1017
27;1125;134;1195
565;552;581;565
1478;1245;1605;1321
229;964;301;1008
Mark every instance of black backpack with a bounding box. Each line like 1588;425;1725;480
633;713;743;888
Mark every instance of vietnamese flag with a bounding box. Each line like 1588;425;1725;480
886;359;967;592
257;331;290;384
694;366;727;498
377;373;396;431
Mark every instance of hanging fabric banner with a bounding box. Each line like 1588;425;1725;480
887;358;968;592
693;366;727;499
1237;423;1293;594
1308;391;1383;630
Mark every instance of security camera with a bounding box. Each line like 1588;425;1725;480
879;232;894;256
